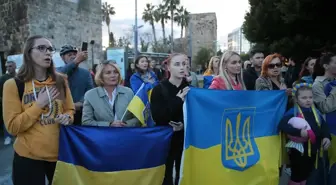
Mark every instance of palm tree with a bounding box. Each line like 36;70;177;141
154;4;170;44
174;6;190;38
102;2;116;46
142;3;157;46
163;0;180;52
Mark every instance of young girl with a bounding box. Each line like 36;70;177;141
150;53;190;185
3;35;75;185
278;82;331;185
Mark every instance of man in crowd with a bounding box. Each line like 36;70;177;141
284;57;301;88
0;61;16;145
243;50;265;90
149;57;166;81
57;44;94;125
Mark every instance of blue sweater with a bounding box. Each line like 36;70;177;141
130;71;159;93
57;62;94;103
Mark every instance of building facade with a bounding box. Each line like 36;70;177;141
185;13;217;67
227;27;251;54
0;0;102;71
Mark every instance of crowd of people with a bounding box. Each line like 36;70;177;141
0;34;336;185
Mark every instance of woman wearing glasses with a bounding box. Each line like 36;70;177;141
130;56;159;93
82;61;139;127
2;35;75;185
255;53;288;90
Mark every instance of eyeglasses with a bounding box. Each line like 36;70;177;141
101;60;117;65
31;45;56;53
268;63;282;69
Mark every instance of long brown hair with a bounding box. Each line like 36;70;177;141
17;35;66;96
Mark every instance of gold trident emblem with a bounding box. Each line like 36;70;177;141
225;112;254;169
143;103;150;123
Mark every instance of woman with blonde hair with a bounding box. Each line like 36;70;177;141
209;51;246;90
203;56;220;76
203;56;220;88
82;60;139;127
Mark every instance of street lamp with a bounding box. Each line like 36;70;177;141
134;0;139;60
133;24;143;60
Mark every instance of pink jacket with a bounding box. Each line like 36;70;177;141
209;76;243;90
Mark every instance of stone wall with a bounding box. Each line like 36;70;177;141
0;0;30;55
0;0;102;69
185;13;217;67
173;38;188;54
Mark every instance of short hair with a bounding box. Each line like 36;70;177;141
94;61;122;87
313;53;336;80
249;49;263;59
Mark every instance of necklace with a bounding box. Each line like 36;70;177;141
32;80;52;120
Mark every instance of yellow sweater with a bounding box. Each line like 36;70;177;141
3;77;75;162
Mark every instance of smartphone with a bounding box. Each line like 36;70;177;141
81;42;88;51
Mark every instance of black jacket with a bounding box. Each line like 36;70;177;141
150;79;189;143
284;65;301;88
243;67;259;90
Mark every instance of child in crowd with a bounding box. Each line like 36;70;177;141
278;82;331;185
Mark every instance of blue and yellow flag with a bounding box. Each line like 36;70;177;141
52;125;173;185
324;80;336;178
180;89;287;185
126;83;155;127
203;75;213;89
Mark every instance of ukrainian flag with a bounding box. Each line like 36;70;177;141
324;81;336;182
127;83;155;127
203;75;213;89
52;125;173;185
180;88;287;185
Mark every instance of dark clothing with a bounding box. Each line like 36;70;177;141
289;149;316;182
278;107;331;156
73;110;83;126
272;81;280;90
124;70;135;88
0;73;14;99
0;73;15;132
243;67;259;90
164;134;184;185
153;68;166;81
150;79;189;185
285;65;301;88
151;79;188;126
12;152;56;185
